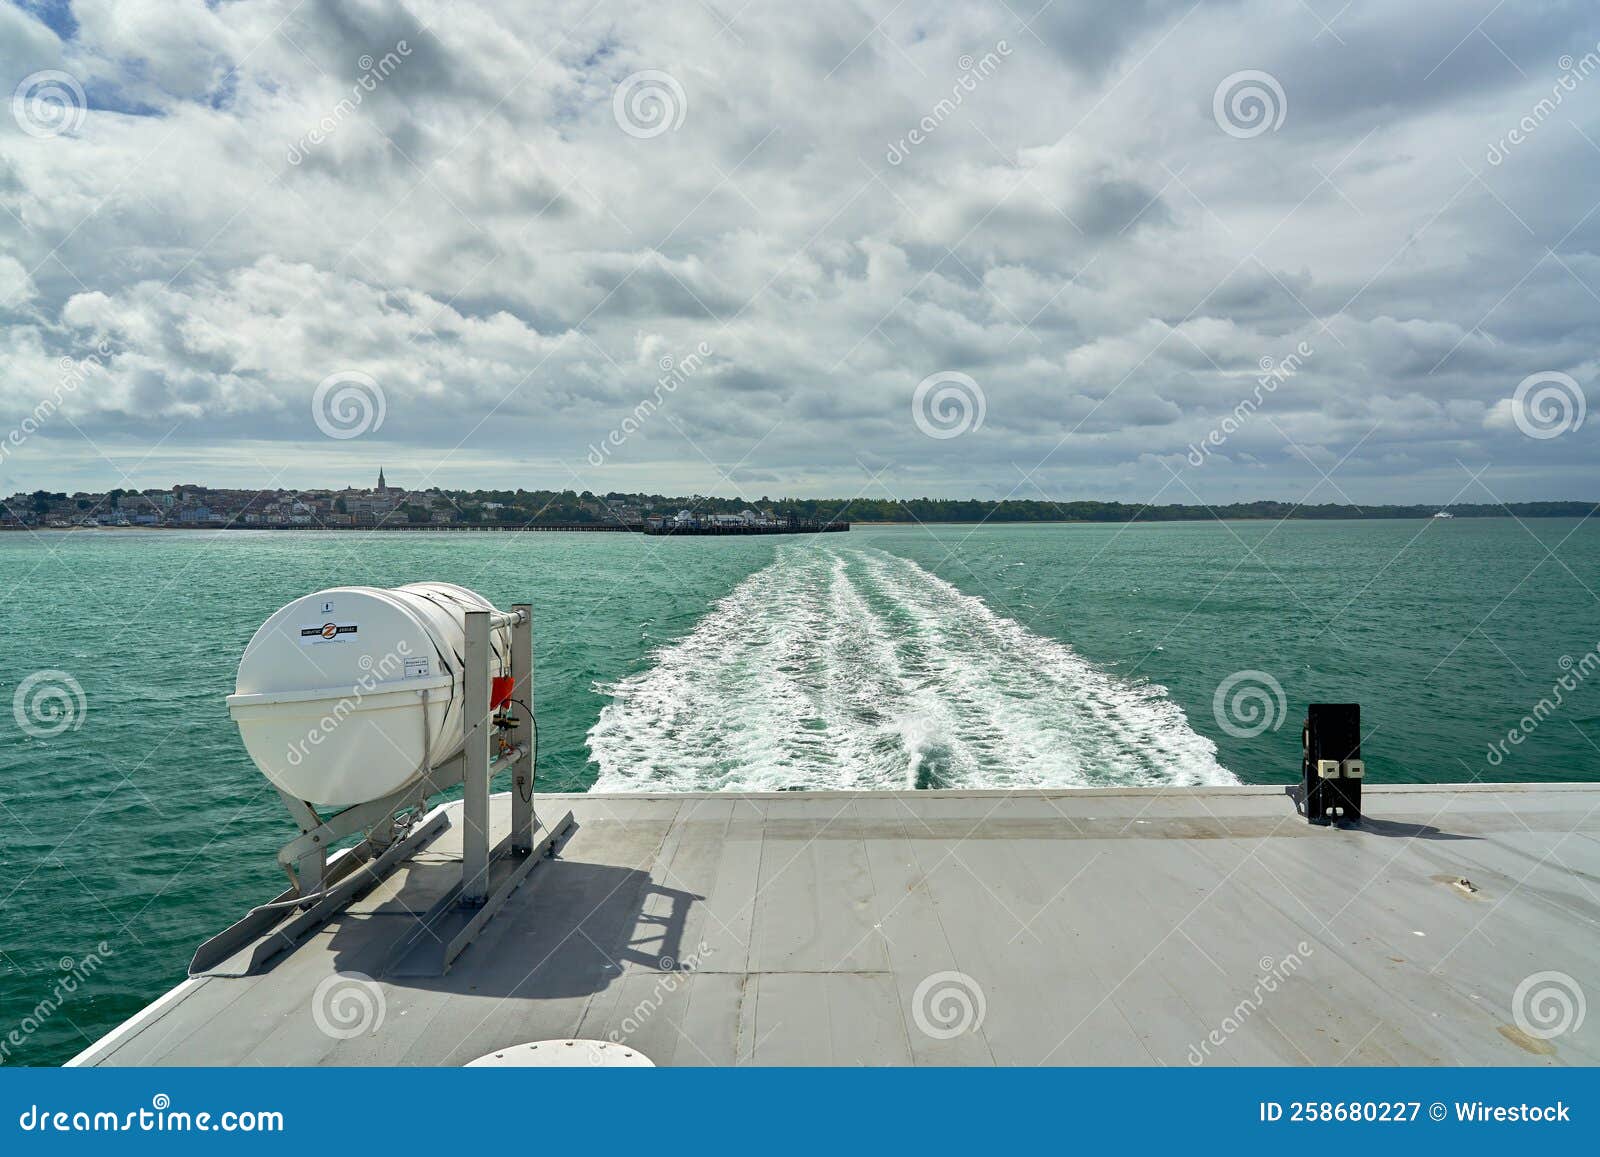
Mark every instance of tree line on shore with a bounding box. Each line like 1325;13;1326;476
454;491;1597;525
15;486;1594;528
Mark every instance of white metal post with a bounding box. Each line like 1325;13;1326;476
462;608;491;906
510;603;536;853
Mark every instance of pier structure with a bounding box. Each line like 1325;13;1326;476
641;520;849;536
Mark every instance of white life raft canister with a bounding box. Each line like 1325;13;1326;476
226;582;511;806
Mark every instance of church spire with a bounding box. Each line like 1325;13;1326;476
377;467;386;493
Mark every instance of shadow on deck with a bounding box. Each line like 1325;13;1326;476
324;856;706;1000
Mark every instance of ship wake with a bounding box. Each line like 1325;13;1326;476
586;545;1236;791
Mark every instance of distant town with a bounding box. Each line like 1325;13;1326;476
1;473;1594;531
1;470;830;532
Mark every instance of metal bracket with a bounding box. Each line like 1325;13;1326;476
384;810;575;977
189;804;452;976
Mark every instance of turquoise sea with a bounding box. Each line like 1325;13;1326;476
2;519;1597;1064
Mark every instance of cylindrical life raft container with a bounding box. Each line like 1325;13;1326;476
226;582;512;807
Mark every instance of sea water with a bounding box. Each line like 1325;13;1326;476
1;518;1596;1063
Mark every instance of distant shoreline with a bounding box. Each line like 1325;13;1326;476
6;510;1596;533
11;482;1595;534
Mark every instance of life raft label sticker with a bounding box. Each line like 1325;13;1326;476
404;656;430;678
300;622;358;644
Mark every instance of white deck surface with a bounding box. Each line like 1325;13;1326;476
74;783;1600;1067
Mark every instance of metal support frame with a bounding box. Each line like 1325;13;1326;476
462;608;493;905
385;807;574;977
275;790;328;896
190;804;451;976
273;751;466;895
462;605;534;903
511;602;536;853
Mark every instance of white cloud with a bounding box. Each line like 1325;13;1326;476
1;0;1597;502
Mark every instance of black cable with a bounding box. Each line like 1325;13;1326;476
506;696;539;802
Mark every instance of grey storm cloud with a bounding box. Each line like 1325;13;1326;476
0;0;1598;504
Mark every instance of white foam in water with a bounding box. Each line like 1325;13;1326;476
586;545;1237;791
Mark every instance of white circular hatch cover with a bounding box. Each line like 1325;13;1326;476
465;1039;655;1067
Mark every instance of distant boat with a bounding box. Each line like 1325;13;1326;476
1433;511;1454;519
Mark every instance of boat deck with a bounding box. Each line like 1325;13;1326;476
73;783;1600;1067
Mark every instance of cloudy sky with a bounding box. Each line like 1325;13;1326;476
1;0;1598;503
